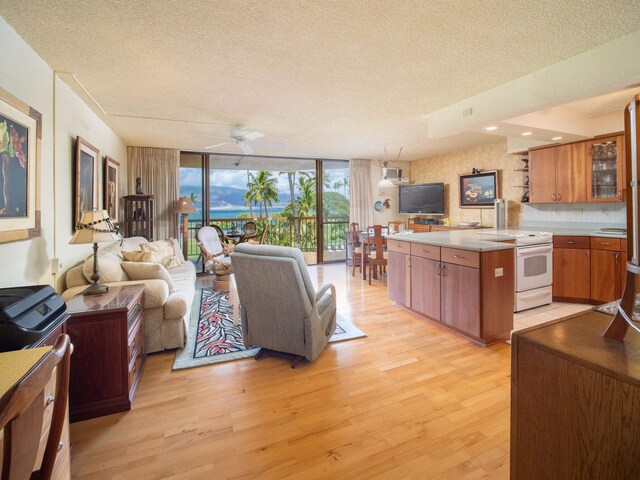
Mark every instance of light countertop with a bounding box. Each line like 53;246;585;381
388;231;516;252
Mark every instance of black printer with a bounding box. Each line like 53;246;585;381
0;285;67;352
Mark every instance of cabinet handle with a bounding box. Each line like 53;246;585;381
58;441;63;452
407;257;411;268
556;192;561;201
441;264;447;277
566;241;576;245
421;249;430;254
436;262;441;276
616;253;620;264
46;395;55;406
551;193;557;202
586;250;590;257
601;242;611;246
453;254;465;259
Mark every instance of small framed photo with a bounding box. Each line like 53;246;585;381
459;170;499;208
104;156;120;223
75;136;99;229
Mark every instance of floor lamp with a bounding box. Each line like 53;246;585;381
174;196;198;261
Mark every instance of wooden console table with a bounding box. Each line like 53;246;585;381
511;310;640;479
65;284;146;422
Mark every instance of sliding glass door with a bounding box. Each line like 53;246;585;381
179;153;348;264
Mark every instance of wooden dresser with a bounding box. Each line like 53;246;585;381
511;310;640;479
65;284;146;422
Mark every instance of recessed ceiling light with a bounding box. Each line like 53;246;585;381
552;136;563;141
521;132;533;136
483;126;498;131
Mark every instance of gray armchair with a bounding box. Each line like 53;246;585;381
230;244;337;367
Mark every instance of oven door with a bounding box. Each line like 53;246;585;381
516;243;553;292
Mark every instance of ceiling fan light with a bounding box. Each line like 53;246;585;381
378;178;394;188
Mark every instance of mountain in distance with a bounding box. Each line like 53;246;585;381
180;184;291;209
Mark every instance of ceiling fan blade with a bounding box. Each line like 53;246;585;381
205;142;230;149
238;141;254;155
253;139;285;149
244;131;265;141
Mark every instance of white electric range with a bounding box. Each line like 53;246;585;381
479;230;554;312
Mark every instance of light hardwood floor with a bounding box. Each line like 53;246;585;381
70;263;515;479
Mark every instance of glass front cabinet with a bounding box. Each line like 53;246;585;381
586;134;625;202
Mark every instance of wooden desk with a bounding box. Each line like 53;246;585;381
0;347;71;479
511;310;640;479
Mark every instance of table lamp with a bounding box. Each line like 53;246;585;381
69;209;121;295
174;196;198;260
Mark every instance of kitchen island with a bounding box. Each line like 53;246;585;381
387;231;515;345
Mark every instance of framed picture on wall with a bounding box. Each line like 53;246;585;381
0;87;42;244
104;156;120;223
459;170;499;208
74;136;99;229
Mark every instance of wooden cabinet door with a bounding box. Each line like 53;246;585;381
591;249;621;303
410;256;440;320
387;251;410;306
529;147;556;204
441;263;480;337
553;248;590;301
555;142;587;203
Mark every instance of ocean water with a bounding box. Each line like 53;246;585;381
188;208;284;220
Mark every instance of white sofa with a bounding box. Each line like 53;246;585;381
61;237;196;353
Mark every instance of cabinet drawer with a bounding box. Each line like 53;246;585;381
591;237;621;251
441;247;480;269
554;236;590;249
387;239;411;254
129;349;144;391
128;320;144;363
410;243;440;260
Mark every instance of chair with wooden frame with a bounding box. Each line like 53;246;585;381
197;226;234;275
244;223;269;245
349;222;364;277
0;334;71;480
366;225;388;284
388;220;405;234
242;221;258;238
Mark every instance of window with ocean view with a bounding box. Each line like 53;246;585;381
179;153;349;265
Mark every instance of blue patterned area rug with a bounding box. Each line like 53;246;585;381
173;288;366;370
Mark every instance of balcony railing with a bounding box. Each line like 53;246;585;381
183;216;349;262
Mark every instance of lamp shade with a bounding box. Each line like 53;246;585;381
69;210;120;244
174;196;198;214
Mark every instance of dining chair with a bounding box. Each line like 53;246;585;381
388;220;405;234
245;223;269;244
366;225;387;284
242;221;258;237
0;334;71;480
349;222;364;277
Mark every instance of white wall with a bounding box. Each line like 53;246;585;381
0;16;127;290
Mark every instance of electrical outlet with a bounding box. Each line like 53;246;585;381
495;267;503;277
51;258;62;274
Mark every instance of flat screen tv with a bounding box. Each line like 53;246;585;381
399;183;445;215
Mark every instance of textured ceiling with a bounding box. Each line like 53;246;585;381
1;1;640;160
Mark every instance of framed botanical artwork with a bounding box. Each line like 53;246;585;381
459;170;499;208
0;87;41;244
104;156;120;223
74;137;99;229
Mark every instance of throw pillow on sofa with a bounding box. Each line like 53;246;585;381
122;251;156;263
121;261;175;293
142;239;183;269
82;251;129;283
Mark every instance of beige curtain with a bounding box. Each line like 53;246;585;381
349;159;373;228
127;147;179;241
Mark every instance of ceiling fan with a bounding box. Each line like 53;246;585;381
205;125;285;155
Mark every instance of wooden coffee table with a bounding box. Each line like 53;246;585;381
65;284;146;422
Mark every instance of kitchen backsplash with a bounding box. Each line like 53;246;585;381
521;202;626;227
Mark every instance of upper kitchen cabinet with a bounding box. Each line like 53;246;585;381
586;134;625;202
529;143;587;204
